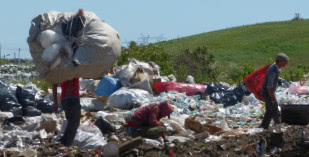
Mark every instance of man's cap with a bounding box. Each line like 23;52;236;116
275;53;289;62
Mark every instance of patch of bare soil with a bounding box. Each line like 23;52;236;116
138;125;309;157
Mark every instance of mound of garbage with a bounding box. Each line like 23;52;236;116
0;64;37;82
1;57;309;156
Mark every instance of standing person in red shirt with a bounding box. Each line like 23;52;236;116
53;78;80;146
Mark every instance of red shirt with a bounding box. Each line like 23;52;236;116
130;101;173;127
60;78;80;99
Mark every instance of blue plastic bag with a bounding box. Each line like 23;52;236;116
94;75;121;97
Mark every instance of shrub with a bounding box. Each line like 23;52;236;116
282;64;309;81
225;62;254;84
173;46;220;82
118;41;174;76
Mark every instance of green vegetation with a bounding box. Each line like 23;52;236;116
282;64;309;81
118;20;309;84
118;41;174;76
157;20;309;70
0;59;10;65
31;80;51;92
155;20;308;84
172;46;219;83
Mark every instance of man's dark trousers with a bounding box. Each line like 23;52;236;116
60;95;81;146
260;92;280;129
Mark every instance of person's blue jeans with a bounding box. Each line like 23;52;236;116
260;92;280;129
60;95;81;146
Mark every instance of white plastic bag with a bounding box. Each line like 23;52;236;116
73;130;107;149
143;139;163;149
41;43;62;63
107;88;151;110
80;98;106;112
130;79;153;95
73;122;107;149
79;79;96;92
37;30;66;49
186;75;195;83
0;112;13;120
219;118;231;131
103;142;119;157
247;128;264;135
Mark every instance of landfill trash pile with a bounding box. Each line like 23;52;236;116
0;63;38;83
1;59;309;156
0;80;53;117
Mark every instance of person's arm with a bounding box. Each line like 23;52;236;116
52;84;59;113
148;109;162;126
267;88;278;105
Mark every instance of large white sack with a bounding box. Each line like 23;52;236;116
129;59;154;75
114;59;156;87
107;88;151;110
27;10;121;84
37;30;66;49
114;62;137;87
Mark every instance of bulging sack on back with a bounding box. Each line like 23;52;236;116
243;64;271;101
27;10;121;84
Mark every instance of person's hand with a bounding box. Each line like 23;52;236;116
53;103;58;113
272;99;278;106
158;121;164;126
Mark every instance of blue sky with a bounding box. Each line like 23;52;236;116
0;0;308;59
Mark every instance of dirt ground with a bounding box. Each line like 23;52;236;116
137;125;309;157
110;124;308;157
4;126;302;157
4;115;309;157
29;124;309;157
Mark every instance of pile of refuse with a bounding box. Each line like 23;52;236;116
1;57;309;156
0;80;53;117
0;64;37;82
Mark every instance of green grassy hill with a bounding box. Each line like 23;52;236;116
158;20;309;69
